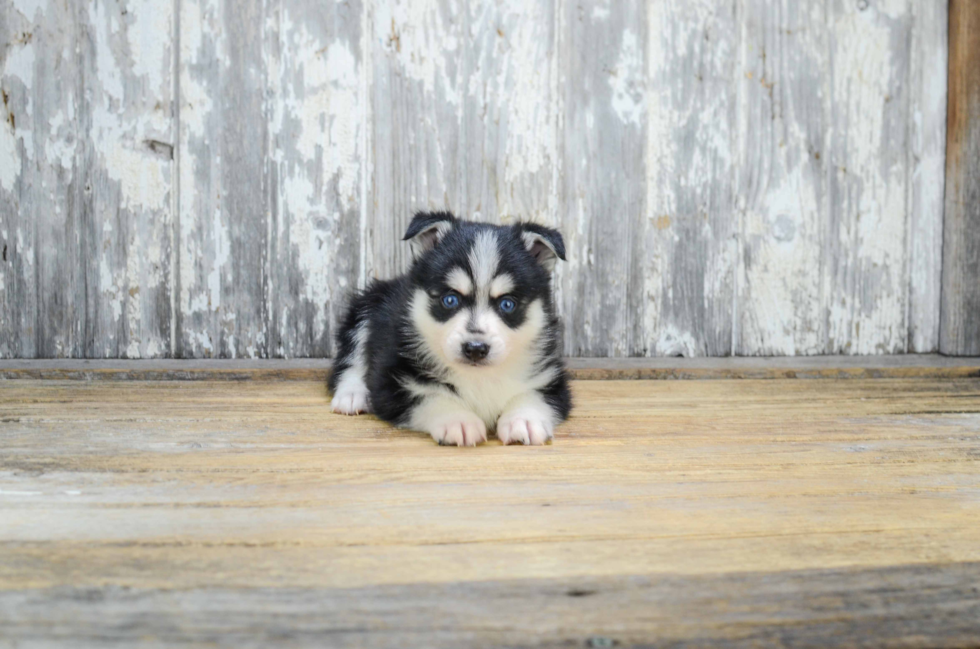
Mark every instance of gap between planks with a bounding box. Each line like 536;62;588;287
0;354;979;381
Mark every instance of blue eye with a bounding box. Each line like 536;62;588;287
498;297;516;313
441;293;459;309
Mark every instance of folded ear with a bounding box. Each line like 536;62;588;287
403;211;457;258
517;223;566;272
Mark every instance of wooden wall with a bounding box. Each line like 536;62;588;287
0;0;952;358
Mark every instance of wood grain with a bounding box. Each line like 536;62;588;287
907;0;948;353
1;378;979;645
3;355;980;381
176;0;271;358
0;0;175;359
271;0;365;358
0;1;956;359
941;0;980;356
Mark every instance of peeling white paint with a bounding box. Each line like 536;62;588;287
0;121;18;192
609;29;644;126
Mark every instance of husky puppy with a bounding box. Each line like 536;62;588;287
328;212;571;446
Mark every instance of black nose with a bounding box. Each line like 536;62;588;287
462;341;490;361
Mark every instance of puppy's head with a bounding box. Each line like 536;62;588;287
404;212;565;370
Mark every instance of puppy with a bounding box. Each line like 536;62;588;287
328;212;571;446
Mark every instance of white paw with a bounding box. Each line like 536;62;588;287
427;411;487;447
331;387;371;415
496;408;554;446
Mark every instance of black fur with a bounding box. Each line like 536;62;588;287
329;212;572;439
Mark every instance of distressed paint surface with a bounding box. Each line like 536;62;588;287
177;0;270;358
0;0;953;358
271;0;364;357
561;0;646;357
0;0;173;359
643;0;737;357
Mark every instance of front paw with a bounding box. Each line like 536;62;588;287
427;411;487;447
331;387;371;415
497;409;554;446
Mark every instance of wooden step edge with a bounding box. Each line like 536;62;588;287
1;355;978;381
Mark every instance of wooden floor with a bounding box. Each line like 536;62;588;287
2;376;980;647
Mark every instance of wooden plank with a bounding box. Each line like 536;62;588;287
2;355;980;381
824;0;913;354
941;0;980;356
0;0;175;360
0;0;43;358
368;0;465;280
176;0;271;358
736;2;827;355
270;0;364;357
1;563;979;648
907;0;948;353
0;0;81;358
1;378;979;645
560;0;646;356
76;0;176;358
369;1;558;282
642;1;738;357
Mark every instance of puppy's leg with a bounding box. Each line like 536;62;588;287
410;394;487;447
496;392;557;446
330;321;372;415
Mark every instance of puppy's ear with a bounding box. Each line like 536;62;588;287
403;211;456;259
517;223;566;272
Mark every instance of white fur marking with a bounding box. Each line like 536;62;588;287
497;392;556;446
330;322;372;415
468;230;499;303
446;267;473;296
489;273;514;298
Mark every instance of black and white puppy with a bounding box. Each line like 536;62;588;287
328;212;571;446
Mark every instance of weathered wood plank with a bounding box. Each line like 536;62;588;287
1;378;979;644
2;354;980;381
559;0;645;356
369;0;465;280
76;0;175;358
0;0;175;360
0;0;81;358
641;1;737;357
177;0;271;358
0;0;44;358
270;0;364;357
941;0;980;356
907;0;948;353
2;563;979;648
736;2;827;355
369;0;558;283
824;0;913;355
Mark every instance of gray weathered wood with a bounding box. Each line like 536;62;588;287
369;1;558;282
736;2;828;355
270;0;365;357
177;0;271;358
369;0;466;280
907;0;948;353
824;0;914;355
2;354;979;382
0;0;958;359
0;0;173;359
941;0;980;356
642;1;737;358
2;563;979;648
560;0;647;357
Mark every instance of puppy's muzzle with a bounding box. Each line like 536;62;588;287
462;341;490;362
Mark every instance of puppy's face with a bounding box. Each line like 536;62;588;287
405;216;564;371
